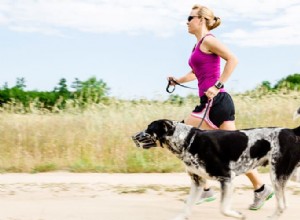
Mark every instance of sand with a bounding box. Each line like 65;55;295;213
0;172;300;220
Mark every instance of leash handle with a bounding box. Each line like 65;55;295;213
166;80;176;93
166;79;197;93
166;78;210;129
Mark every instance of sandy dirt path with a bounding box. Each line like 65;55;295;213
0;172;300;220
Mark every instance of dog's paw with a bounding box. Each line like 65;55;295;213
236;211;246;220
171;217;188;220
267;215;279;220
171;214;189;220
222;210;245;219
240;214;246;220
267;210;284;220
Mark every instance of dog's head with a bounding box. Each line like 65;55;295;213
132;119;176;149
293;107;300;120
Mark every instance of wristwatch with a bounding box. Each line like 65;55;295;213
214;80;224;89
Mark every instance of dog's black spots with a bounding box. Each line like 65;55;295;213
184;129;249;177
274;129;300;180
217;132;249;162
185;129;248;161
250;139;271;159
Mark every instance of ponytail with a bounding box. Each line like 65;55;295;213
192;5;221;30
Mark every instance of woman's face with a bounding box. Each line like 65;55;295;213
187;9;201;34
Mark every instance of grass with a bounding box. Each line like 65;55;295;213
0;91;299;173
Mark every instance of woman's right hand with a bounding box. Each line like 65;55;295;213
167;76;177;86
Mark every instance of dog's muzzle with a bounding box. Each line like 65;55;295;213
132;131;157;149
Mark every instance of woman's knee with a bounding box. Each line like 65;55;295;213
219;121;236;131
185;115;214;130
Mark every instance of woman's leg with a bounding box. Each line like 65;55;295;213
219;120;236;130
245;170;263;190
185;114;215;130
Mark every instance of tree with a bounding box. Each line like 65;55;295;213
54;78;70;95
274;73;300;90
261;81;272;90
15;77;26;90
71;78;82;91
73;76;110;103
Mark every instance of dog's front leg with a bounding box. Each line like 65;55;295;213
172;174;204;220
220;180;245;219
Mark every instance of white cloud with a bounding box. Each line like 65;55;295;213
220;1;300;47
222;26;300;47
0;0;300;46
0;0;186;36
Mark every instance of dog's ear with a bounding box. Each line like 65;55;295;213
156;120;175;147
146;119;175;139
163;120;175;136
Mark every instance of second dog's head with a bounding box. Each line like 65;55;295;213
294;107;300;120
132;119;176;149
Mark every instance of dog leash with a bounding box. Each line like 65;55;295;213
166;78;212;129
197;99;212;129
187;99;211;150
166;79;197;93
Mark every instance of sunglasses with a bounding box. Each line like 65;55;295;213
187;16;199;22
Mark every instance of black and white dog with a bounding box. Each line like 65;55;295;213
132;116;300;219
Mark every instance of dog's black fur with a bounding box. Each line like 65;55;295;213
132;119;300;219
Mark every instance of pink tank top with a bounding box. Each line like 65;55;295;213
188;34;225;97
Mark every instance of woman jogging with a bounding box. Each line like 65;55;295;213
168;4;273;210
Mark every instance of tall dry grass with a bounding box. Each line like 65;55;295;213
0;91;299;173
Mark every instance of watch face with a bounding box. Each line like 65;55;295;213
215;81;224;89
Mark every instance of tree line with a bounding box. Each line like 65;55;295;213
259;73;300;91
0;73;299;111
0;77;109;111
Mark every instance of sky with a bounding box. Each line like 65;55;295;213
0;0;300;100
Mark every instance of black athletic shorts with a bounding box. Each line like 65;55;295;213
191;92;235;128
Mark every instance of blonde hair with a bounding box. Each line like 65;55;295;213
192;4;221;30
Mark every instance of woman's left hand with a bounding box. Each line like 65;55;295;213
205;86;220;100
